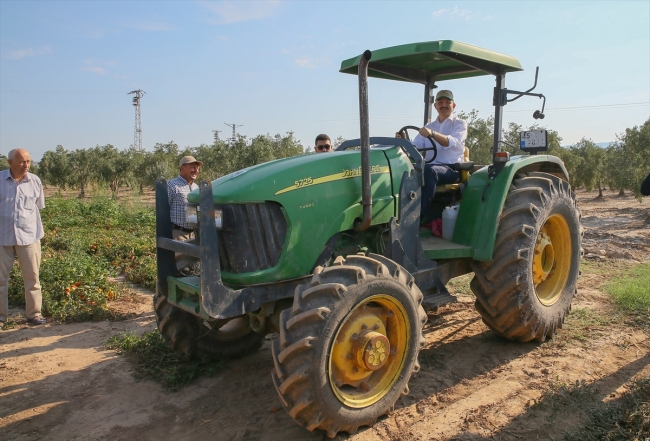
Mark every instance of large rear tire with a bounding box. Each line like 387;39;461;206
154;283;265;359
471;172;582;342
271;254;426;438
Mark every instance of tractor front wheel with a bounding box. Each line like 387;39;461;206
471;172;582;342
154;283;265;359
271;254;426;438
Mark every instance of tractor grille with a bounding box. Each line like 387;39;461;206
215;202;287;274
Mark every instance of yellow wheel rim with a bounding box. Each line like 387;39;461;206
329;294;410;408
533;214;572;306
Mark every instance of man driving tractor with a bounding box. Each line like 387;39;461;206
397;89;467;219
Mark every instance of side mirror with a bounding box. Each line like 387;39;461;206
533;110;545;120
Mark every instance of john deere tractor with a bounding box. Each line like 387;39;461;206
155;40;581;438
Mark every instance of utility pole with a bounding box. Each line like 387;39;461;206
212;129;222;144
224;122;243;146
128;89;146;150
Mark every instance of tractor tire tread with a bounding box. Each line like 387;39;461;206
271;254;425;438
470;172;581;342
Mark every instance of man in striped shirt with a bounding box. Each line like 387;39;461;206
167;156;202;270
0;149;46;326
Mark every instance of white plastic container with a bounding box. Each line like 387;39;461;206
442;205;460;241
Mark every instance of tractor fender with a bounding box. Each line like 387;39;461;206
454;155;569;261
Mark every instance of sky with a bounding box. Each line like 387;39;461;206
1;0;649;161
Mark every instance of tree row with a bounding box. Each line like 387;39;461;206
3;116;647;199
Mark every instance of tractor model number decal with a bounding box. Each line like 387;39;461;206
295;177;313;188
274;165;390;195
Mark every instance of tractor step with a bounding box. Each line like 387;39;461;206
422;292;458;311
420;235;474;259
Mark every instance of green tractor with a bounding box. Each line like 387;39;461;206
155;40;581;437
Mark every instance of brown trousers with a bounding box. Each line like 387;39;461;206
0;241;42;321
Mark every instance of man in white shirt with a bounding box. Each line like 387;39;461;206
398;89;468;219
0;149;46;326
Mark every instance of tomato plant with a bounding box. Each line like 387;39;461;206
8;196;157;321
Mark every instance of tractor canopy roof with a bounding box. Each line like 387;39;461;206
340;40;523;84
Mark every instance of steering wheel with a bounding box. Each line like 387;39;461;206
398;125;438;163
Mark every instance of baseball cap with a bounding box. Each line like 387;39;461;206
179;156;203;167
435;90;454;101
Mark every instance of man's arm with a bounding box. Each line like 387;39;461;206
34;175;45;209
167;181;176;206
418;128;451;146
413;119;467;154
395;125;452;147
411;122;438;149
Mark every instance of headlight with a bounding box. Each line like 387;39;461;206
186;205;198;225
186;205;222;229
213;209;223;229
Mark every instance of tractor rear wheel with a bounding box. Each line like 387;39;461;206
271;254;426;438
471;172;582;342
154;283;265;359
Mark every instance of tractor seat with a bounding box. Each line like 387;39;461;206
436;147;473;193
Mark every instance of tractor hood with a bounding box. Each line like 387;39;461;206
184;147;412;286
186;149;397;207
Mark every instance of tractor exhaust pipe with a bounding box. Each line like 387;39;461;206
354;49;372;232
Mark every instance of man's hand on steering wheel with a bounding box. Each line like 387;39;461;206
397;125;438;163
419;127;434;138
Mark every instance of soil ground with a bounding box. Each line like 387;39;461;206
1;189;649;441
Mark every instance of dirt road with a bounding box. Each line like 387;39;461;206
1;189;649;441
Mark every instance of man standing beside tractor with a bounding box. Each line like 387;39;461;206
398;89;468;219
167;155;202;270
0;148;47;326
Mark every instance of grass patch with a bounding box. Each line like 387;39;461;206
542;307;617;349
446;273;474;297
580;259;632;275
604;263;650;319
0;315;22;331
564;376;650;440
105;330;223;391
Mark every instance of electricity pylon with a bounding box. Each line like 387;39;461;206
128;90;146;150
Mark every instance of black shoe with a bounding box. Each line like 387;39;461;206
27;316;47;325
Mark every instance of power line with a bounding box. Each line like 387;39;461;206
0;89;125;94
226;102;650;124
502;101;650;114
128;89;145;150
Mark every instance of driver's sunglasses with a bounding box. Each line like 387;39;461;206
316;144;331;151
